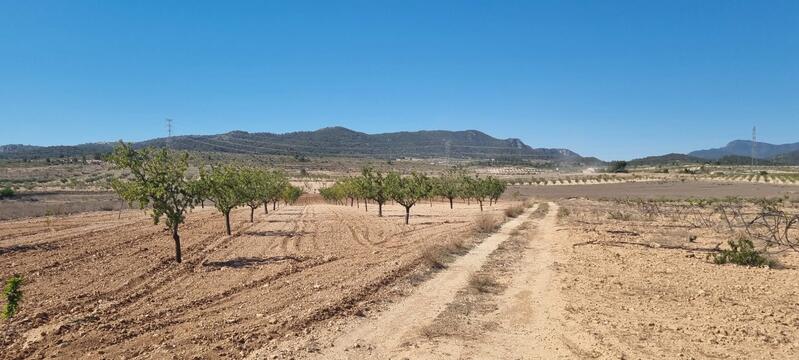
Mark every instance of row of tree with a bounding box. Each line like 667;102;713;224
320;168;506;224
108;143;303;263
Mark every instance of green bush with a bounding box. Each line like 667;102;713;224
0;187;14;199
713;237;775;268
3;274;23;319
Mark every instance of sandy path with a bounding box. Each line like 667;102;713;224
460;202;595;359
308;204;539;360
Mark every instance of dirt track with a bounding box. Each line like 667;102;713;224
1;201;513;359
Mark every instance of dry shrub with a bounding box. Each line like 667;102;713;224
504;204;525;218
475;213;502;234
468;273;501;294
607;210;632;221
557;207;571;218
421;239;474;270
421;246;451;269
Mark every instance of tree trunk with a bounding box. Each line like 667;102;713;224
264;201;269;214
365;201;368;211
350;198;354;207
224;211;232;235
449;197;453;209
201;200;204;208
250;207;255;222
378;202;383;217
172;224;182;263
405;206;410;224
479;200;483;212
273;201;277;211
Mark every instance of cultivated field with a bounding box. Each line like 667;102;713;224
0;200;516;359
2;176;799;359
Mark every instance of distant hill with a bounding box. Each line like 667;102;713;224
631;140;799;167
0;127;591;163
689;140;799;160
772;149;799;164
628;153;707;167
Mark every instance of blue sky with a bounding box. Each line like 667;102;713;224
1;1;797;160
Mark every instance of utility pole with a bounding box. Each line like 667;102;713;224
166;118;173;149
751;126;756;167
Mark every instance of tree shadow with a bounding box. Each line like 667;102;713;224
243;230;309;237
0;243;58;255
202;255;305;269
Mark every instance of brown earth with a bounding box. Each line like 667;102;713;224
0;201;516;359
4;181;799;359
508;180;799;200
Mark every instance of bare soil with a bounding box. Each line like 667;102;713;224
0;201;515;359
508;180;799;200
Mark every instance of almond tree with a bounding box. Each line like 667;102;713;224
266;171;289;211
362;167;389;217
387;172;432;224
201;165;246;235
109;143;198;263
281;183;303;205
240;168;268;222
486;177;506;205
434;169;465;209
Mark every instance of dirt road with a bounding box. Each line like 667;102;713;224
299;202;585;359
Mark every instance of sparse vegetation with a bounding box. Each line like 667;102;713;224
2;274;23;320
0;187;14;199
475;213;502;233
468;273;501;294
608;210;632;221
504;204;525;218
712;236;775;268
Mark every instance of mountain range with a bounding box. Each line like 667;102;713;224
629;140;799;166
0;127;599;165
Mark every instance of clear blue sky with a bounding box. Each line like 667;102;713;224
1;1;797;160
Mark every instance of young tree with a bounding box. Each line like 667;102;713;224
201;165;246;235
109;143;198;263
486;177;506;205
387;172;432;224
362;167;389;217
266;171;289;211
281;184;303;205
434;170;464;209
461;176;490;211
239;168;268;222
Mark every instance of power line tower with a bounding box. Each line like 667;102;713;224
166;118;173;149
751;126;756;167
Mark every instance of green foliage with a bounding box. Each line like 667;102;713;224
199;165;248;235
0;187;14;199
713;236;775;268
432;169;465;208
3;274;23;319
281;184;303;204
460;175;505;211
386;172;432;224
109;143;198;262
362;167;390;216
